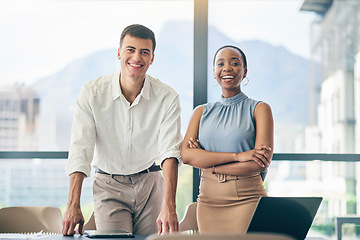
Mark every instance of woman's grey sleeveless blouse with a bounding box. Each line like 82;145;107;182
199;92;267;179
199;91;259;152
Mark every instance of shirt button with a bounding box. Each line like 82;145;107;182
128;126;131;130
125;161;129;165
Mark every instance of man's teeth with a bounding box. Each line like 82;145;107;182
130;63;141;67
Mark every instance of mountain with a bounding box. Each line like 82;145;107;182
32;21;309;151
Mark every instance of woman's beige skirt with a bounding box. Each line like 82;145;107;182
197;170;267;233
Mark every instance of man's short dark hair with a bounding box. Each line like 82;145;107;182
120;24;156;52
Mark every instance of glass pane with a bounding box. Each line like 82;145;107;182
265;160;360;239
0;158;93;213
209;0;360;239
208;0;314;153
0;0;193;221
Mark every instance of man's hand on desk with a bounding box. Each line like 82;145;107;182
156;206;179;234
62;206;85;236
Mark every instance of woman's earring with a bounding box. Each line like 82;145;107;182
212;76;219;87
242;77;249;86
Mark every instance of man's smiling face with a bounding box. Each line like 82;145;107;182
118;35;154;81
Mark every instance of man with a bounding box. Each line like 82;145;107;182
62;24;182;236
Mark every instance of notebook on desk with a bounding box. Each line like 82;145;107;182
246;196;323;240
84;229;134;238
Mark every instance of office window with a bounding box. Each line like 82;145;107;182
0;0;193;220
1;1;360;238
208;0;360;238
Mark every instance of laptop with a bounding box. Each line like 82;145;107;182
84;229;134;238
246;196;323;240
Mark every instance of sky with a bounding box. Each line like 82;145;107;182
0;0;316;86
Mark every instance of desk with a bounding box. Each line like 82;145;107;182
0;234;146;240
0;233;328;240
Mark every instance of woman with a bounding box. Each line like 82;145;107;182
181;45;274;233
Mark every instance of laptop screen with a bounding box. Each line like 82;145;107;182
246;196;323;240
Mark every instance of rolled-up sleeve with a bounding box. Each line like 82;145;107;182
158;95;182;167
65;85;96;177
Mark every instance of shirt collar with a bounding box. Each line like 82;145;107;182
219;91;248;106
111;70;122;100
141;75;150;100
111;71;151;101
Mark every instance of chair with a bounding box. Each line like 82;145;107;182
335;216;360;240
146;232;295;240
179;202;198;232
0;206;62;234
84;211;96;230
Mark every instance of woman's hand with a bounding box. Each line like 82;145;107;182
188;138;201;149
249;145;272;168
210;145;272;176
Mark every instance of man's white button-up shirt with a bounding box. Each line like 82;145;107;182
66;71;182;177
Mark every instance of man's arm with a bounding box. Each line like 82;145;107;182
156;158;179;234
62;172;86;236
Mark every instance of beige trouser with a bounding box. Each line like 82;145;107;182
92;171;164;235
197;170;267;233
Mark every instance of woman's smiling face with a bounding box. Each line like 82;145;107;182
213;47;247;97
